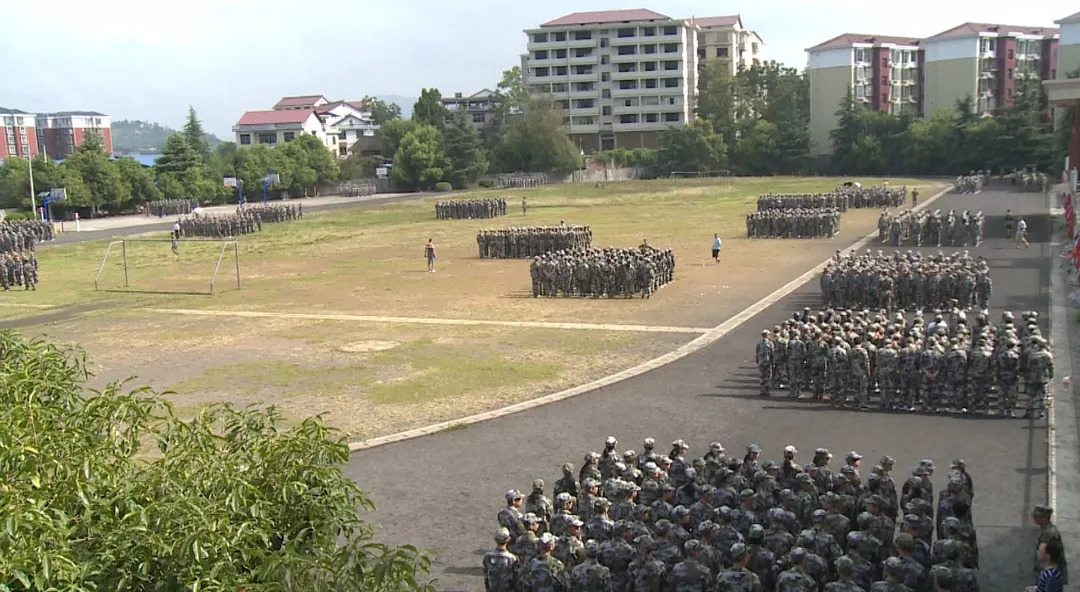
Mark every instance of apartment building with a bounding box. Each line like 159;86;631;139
235;95;381;157
441;90;500;130
522;9;698;152
36;111;112;158
0;108;39;159
690;15;766;75
1058;12;1080;78
923;23;1059;117
807;34;922;155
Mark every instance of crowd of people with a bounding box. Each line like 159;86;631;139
953;176;983;195
437;198;508;219
821;251;992;312
146;199;199;217
529;244;675;299
755;306;1051;418
337;179;377;197
746;209;841;239
756;194;850;213
486;437;985;592
0;220;48;291
176;205;300;239
837;185;908;209
494;173;552;189
478;226;592;259
876;209;984;248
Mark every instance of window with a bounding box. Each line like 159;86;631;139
602;89;611;98
1007;49;1014;60
698;48;706;59
663;77;679;88
258;132;277;145
573;65;592;74
663;25;677;35
623;98;635;107
1007;88;1013;98
573;31;591;40
574;82;594;91
644;78;658;89
574;99;594;109
663;43;678;53
643;62;657;71
619;114;639;124
535;67;549;77
600;38;609;48
283;131;295;142
619;80;638;90
617;45;636;56
717;47;728;58
618;63;637;73
600;55;610;65
855;84;866;99
642;44;657;55
555;49;567;58
618;28;636;38
856;65;867;79
1007;68;1012;79
554;66;567;75
602;106;612;116
552;83;568;92
881;75;888;86
645;113;658;123
534;33;548;43
855;48;867;62
535;50;548;60
663;112;681;122
573;116;595;125
601;72;610;82
7;144;14;155
554;32;566;41
642;26;656;37
663;60;679;71
574;48;591;58
473;113;487;123
641;96;660;106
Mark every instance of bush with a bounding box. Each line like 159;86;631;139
1;211;34;221
433;182;453;192
478;177;494;189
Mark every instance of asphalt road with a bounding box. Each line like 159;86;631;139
343;186;1050;591
39;192;428;246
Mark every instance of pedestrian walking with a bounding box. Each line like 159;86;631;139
172;220;181;240
171;234;179;256
1029;538;1065;592
522;197;528;216
1005;210;1016;239
712;234;722;264
1017;218;1030;249
911;188;919;209
425;238;437;273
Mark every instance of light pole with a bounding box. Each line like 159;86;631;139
27;153;37;218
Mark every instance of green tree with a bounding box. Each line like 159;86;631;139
0;331;434;591
829;89;866;173
339;153;384;180
62;140;130;214
182;106;211;163
656;118;727;175
0;157;30;209
155;133;201;175
696;60;741;146
733;120;781;174
906;110;958;174
380;119;418;159
392;125;449;190
493;97;581;173
113;157;162;205
492;66;530;123
443;110;488;188
412;88;449;131
363;97;403;125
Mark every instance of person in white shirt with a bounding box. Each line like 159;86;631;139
1017;217;1029;248
712;234;722;264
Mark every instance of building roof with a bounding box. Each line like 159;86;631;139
1055;11;1080;25
926;22;1059;40
236;109;318;126
689;15;741;29
272;95;328;109
345;101;368;111
0;107;31;115
807;33;921;51
443;89;496;102
541;9;671;27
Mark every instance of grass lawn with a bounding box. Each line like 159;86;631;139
5;176;940;438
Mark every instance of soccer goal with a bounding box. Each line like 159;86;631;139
94;238;241;295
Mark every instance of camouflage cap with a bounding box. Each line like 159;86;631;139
884;556;903;576
747;524;765;543
740;489;756;499
729;542;749;562
636;535;657;552
920;459;936;470
562;462;574;473
522;512;539;525
779;488;796;501
506;489;523;503
709;442;725;452
584;539;602;557
605;436;617;446
717;505;733;518
812;509;827;522
879;455;895;466
654;519;672;534
532;478;545;491
555;492;572;503
643;437;655;449
494;527;512;544
539;532;557;546
684;539;702;554
593;498;611;510
791;547;807;563
570;517;584;528
747;443;761;453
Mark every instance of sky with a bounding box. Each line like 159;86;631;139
0;0;1074;139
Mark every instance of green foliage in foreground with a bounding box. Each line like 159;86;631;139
0;331;434;591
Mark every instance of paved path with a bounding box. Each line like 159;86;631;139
41;191;427;246
343;187;1050;591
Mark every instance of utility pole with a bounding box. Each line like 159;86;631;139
27;153;37;219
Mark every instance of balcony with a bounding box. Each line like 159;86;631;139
566;55;598;66
568;72;599;82
611;51;640;63
611;85;642;97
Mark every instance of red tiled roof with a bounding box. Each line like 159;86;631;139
272;95;327;109
1058;11;1080;24
807;33;921;51
690;15;740;29
541;9;670;27
926;22;1059;40
236;109;317;126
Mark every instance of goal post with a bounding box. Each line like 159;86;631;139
94;238;241;295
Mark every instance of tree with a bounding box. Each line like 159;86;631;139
493;97;581;173
363;97;403;125
696;61;741;146
656;118;727;175
412;88;448;131
442;111;488;188
380;119;418;159
182;106;210;163
113;157;161;205
63;140;129;214
733;120;781;174
492;66;530;123
829;89;866;173
155;133;201;176
339;153;384;180
392;125;449;190
0;331;435;591
0;157;30;209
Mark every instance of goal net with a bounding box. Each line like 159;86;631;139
94;238;241;295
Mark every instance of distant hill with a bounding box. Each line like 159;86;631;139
112;120;222;154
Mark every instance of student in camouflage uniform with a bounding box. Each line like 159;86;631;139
570;540;612;591
146;198;198;217
478;226;592;258
436;197;507;219
530;246;674;299
484;528;522;592
820;251;989;312
522;533;569;592
746;209;841;239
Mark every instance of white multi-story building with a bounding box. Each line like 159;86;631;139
234;95;381;157
442;90;500;130
522;8;698;152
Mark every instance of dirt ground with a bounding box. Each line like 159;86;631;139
7;177;942;438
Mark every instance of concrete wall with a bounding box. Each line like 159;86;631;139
923;58;978;116
1060;44;1080;78
809;65;852;155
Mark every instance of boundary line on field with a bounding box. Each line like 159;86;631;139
348;184;952;452
145;308;712;334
